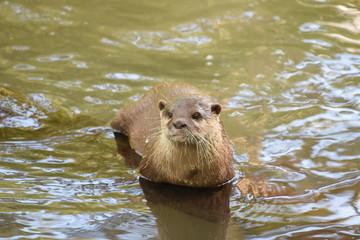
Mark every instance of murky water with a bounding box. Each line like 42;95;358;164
1;0;359;239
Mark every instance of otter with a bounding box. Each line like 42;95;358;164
111;82;234;187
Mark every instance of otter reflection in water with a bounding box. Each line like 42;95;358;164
140;178;232;240
114;131;235;240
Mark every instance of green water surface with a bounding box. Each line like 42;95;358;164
0;0;359;239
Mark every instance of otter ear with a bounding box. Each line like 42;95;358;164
211;103;222;115
158;100;167;111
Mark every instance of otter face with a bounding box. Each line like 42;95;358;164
158;97;222;143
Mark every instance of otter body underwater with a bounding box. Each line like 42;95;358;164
111;82;234;187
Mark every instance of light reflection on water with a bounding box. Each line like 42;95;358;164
0;0;360;239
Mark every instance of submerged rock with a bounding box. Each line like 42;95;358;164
0;86;103;140
0;86;48;130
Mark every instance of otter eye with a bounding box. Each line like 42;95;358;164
192;112;202;120
166;112;173;119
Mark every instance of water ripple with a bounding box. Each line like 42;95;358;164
122;28;213;51
37;54;74;62
13;64;36;70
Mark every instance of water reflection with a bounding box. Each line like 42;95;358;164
140;178;232;240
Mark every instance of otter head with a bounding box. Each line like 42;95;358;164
158;96;222;144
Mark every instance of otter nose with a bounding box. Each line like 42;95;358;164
173;120;187;129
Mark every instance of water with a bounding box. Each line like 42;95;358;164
0;0;359;239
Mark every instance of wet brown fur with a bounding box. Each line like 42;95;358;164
111;82;234;187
